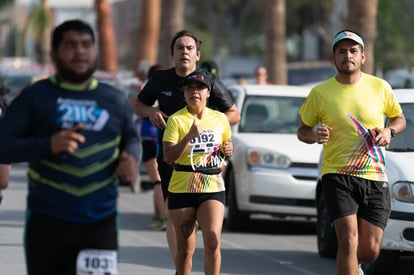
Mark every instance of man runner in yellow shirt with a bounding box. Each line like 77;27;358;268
297;30;406;275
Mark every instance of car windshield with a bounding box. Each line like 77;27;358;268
387;102;414;152
288;66;336;85
239;95;304;133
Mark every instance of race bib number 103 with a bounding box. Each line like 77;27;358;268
76;249;117;275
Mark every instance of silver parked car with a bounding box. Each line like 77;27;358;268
224;84;322;230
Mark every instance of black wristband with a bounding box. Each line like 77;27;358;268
389;127;396;138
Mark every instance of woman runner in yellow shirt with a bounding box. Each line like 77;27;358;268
163;69;233;275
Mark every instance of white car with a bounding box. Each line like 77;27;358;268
224;84;322;230
315;89;414;274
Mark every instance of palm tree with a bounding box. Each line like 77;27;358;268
347;0;378;74
134;0;161;76
160;0;184;68
265;0;287;84
23;0;54;66
95;0;118;73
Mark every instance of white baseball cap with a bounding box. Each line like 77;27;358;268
332;30;364;52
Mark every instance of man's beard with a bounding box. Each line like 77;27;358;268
55;59;96;84
337;67;355;75
335;60;358;75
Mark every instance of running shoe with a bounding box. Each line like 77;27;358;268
358;264;364;275
148;218;167;230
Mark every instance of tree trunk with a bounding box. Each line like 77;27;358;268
95;0;118;73
134;0;161;75
265;0;287;84
160;0;184;68
347;0;378;74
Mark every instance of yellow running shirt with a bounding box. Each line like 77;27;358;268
163;107;231;193
299;73;402;181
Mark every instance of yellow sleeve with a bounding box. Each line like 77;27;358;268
385;89;403;118
222;114;232;142
299;87;323;127
163;115;180;144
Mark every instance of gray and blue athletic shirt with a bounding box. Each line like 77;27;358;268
0;76;140;223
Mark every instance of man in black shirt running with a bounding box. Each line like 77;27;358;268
134;30;239;272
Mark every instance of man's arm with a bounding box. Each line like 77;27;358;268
133;75;169;129
224;104;240;125
210;75;240;125
297;120;331;144
0;91;52;163
116;151;138;182
388;113;406;137
0;164;10;189
133;98;154;118
134;98;168;129
372;112;406;146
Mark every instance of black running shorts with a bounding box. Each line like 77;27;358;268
142;139;157;162
25;211;118;275
321;173;390;229
168;191;225;210
157;157;173;201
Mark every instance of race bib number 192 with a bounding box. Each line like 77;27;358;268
76;249;117;275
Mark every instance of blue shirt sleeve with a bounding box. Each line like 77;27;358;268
0;89;52;163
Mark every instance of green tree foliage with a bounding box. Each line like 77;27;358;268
286;0;332;34
186;0;262;58
186;0;414;72
0;0;14;11
3;0;414;73
376;0;414;71
186;0;333;61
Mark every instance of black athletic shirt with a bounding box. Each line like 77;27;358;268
138;67;235;157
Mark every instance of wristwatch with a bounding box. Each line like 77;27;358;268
389;127;396;138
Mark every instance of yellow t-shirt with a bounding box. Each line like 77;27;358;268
299;73;402;181
163;107;232;193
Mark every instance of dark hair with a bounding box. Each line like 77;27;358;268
51;19;95;51
200;60;219;75
170;30;202;55
147;64;162;79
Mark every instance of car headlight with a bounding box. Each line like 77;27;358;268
247;148;291;169
392;181;414;203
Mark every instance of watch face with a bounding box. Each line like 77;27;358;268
390;128;396;138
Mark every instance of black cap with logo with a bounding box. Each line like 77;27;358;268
183;69;212;90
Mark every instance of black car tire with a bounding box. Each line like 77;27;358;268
226;170;249;231
316;190;338;258
363;250;399;275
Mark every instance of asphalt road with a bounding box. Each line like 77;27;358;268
1;163;411;275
